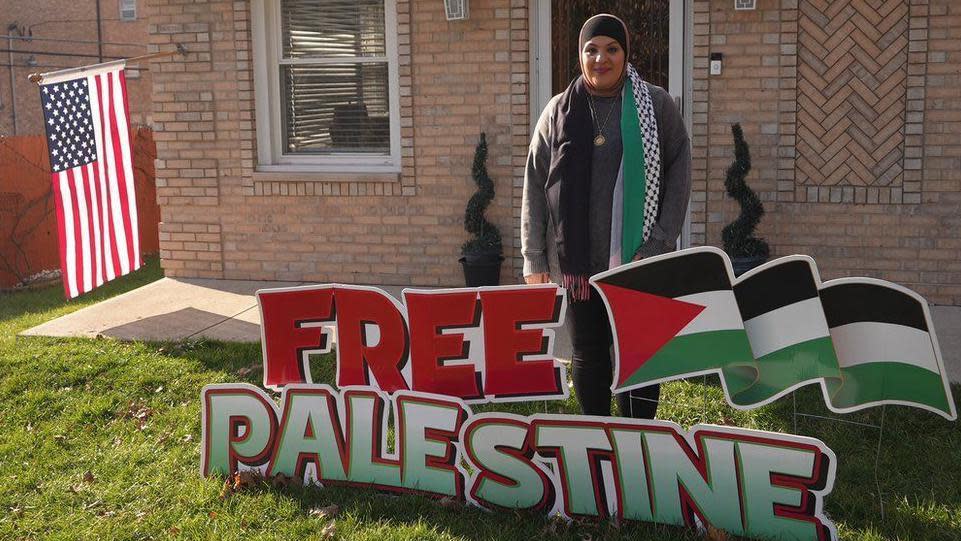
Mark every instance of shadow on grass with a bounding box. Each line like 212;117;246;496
229;477;704;541
0;257;163;326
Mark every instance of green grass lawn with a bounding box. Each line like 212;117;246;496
1;261;960;540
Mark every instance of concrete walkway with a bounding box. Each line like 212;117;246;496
20;277;961;383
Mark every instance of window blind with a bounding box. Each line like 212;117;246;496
279;0;391;155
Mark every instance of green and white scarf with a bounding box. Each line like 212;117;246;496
609;63;662;269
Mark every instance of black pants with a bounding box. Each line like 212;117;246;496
569;293;660;419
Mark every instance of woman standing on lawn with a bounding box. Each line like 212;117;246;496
521;14;692;419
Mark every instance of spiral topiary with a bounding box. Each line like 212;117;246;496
461;132;502;259
721;123;770;259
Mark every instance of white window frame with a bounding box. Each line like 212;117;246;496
251;0;402;174
119;0;137;21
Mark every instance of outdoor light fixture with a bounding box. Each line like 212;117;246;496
735;0;757;9
444;0;468;21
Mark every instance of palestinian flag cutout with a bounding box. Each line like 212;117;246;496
591;247;757;397
819;279;956;420
731;256;840;407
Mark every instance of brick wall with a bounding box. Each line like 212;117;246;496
0;0;152;136
148;0;525;286
694;0;961;304
149;0;961;304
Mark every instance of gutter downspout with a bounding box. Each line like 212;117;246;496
7;29;17;134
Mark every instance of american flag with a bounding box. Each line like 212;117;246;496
40;65;140;299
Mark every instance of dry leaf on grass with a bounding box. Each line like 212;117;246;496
124;401;154;431
82;470;95;484
235;470;262;489
320;521;336;539
236;363;261;377
706;525;730;541
309;504;340;520
271;473;295;489
220;470;263;499
220;478;233;499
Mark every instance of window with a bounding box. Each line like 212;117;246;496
252;0;401;173
119;0;136;21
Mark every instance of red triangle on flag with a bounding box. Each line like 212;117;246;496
594;283;706;388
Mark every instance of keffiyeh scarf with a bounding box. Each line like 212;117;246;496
546;64;661;301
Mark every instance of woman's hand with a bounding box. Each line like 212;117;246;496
524;272;551;284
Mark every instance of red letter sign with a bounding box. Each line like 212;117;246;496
258;286;335;389
335;287;410;392
405;290;482;399
480;286;565;399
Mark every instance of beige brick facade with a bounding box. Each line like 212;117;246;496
0;0;152;135
148;0;525;285
695;0;961;304
148;0;961;304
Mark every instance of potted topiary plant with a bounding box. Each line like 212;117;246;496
459;132;504;286
722;123;770;276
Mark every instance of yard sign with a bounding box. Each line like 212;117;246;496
200;249;957;541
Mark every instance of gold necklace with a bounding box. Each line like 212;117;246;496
587;94;617;146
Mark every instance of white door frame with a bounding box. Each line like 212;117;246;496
529;0;694;247
529;0;553;130
670;0;694;249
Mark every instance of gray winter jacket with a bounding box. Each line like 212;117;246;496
521;83;692;283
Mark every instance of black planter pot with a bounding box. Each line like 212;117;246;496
459;254;504;287
731;255;768;277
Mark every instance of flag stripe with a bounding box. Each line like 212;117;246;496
675;290;745;336
828;362;951;414
734;260;819;321
829;321;939;372
71;168;93;293
117;70;141;268
742;297;831;359
103;73;131;274
58;172;79;298
52;172;71;298
820;282;928;331
88;75;110;281
618;329;756;393
110;70;137;272
99;72;131;276
731;336;839;406
593;250;732;298
84;163;105;287
68;169;86;295
92;74;120;281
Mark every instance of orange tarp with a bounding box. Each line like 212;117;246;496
0;127;160;289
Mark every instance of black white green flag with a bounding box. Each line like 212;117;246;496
592;247;956;419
